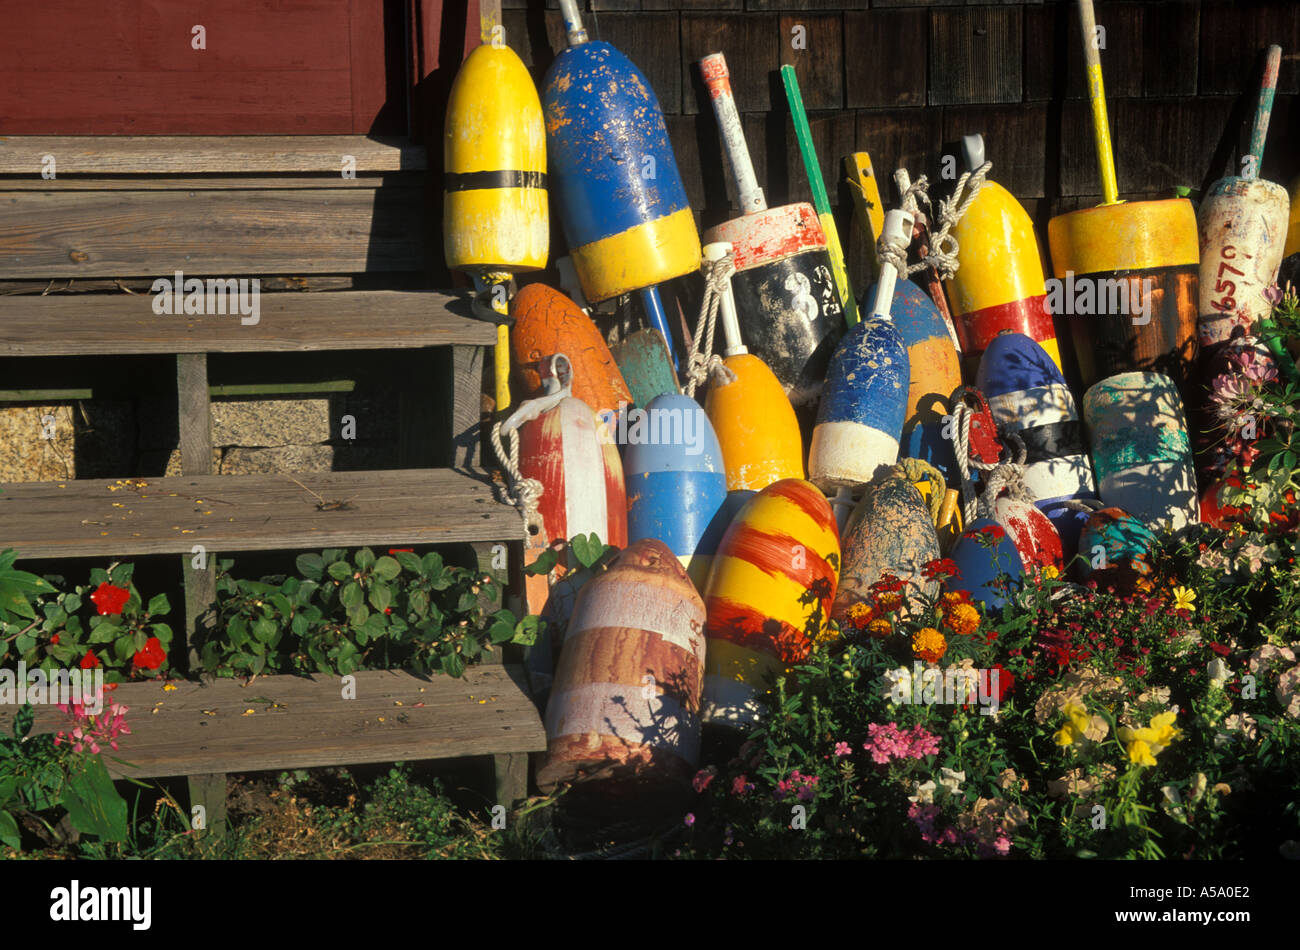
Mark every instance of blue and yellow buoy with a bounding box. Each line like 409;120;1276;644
543;0;700;365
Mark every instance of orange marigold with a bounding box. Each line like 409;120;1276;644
940;590;969;609
912;627;947;663
844;602;875;631
944;602;981;637
867;618;893;638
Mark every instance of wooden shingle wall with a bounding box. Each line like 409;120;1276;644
498;0;1300;290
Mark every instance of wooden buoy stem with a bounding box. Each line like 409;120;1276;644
870;209;915;322
781;65;858;328
479;0;502;46
1076;0;1120;206
700;53;766;214
704;242;747;357
1246;45;1283;180
558;0;588;46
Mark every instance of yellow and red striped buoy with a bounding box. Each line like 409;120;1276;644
702;479;839;726
536;538;707;795
945;136;1062;376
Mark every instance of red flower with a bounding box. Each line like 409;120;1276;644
988;663;1014;702
388;548;414;555
870;574;905;593
90;582;131;616
80;650;100;670
51;634;60;645
132;637;166;671
976;524;1006;540
1208;642;1230;657
921;558;961;581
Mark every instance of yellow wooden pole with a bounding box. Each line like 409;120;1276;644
1077;0;1120;206
844;152;885;281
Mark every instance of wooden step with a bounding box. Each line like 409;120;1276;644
0;469;523;560
0;667;545;780
0;290;495;355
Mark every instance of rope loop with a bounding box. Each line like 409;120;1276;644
683;251;738;398
879;161;992;284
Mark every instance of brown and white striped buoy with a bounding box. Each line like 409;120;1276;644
537;538;707;794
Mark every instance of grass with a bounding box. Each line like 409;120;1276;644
5;763;558;860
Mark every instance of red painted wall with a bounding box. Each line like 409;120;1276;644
0;0;412;134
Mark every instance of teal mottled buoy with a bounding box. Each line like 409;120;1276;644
1082;371;1196;532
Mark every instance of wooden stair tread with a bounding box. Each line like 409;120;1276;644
0;668;545;779
0;469;524;559
0;290;496;354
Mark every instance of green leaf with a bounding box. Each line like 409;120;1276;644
347;604;370;628
443;652;465;678
87;620;120;644
421;552;445;577
253;618;277;643
296;553;325;581
108;563;134;587
355;547;376;570
570;533;604;569
62;756;128;842
14;703;34;740
291;613;309;637
327;561;353;581
524;548;559;576
489;619;515;644
373;556;401;581
409;589;429;618
368;585;392;612
146;593;170;616
513;615;542;647
340;582;364;609
394;552;424;575
0;810;19;851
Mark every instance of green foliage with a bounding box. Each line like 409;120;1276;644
0;556;174;681
0;704;130;851
195;546;536;678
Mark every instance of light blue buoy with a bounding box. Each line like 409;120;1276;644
624;393;727;590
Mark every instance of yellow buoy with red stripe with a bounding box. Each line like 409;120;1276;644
702;479;839;727
946;135;1061;376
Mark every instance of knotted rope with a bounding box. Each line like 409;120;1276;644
974;431;1038;523
682;251;739;398
950;397;1004;526
490;421;545;538
898;456;947;523
877;161;993;285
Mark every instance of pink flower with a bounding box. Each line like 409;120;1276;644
862;722;941;764
692;766;716;793
833;741;852;757
683;813;695;827
731;774;753;797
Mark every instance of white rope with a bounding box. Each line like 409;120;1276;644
490;421;545;537
950;398;1002;526
682;251;738;398
975;431;1036;522
877;161;992;285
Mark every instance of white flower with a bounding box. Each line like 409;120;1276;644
882;666;912;703
1190;772;1207;802
938;767;966;795
1207;657;1230;687
908;780;936;804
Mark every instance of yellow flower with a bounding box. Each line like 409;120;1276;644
844;602;874;631
1054;723;1081;746
1126;739;1158;766
1171;586;1196;611
867;618;893;638
1041;565;1060;581
911;627;947;663
1148;710;1181;747
1063;701;1091;736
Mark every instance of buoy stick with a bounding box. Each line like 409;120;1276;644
781;65;858;328
1077;0;1120;206
1246;45;1282;180
473;272;514;411
870;209;916;322
845;152;885;281
704;242;746;357
479;0;502;45
640;287;679;371
558;0;588;46
700;53;766;215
